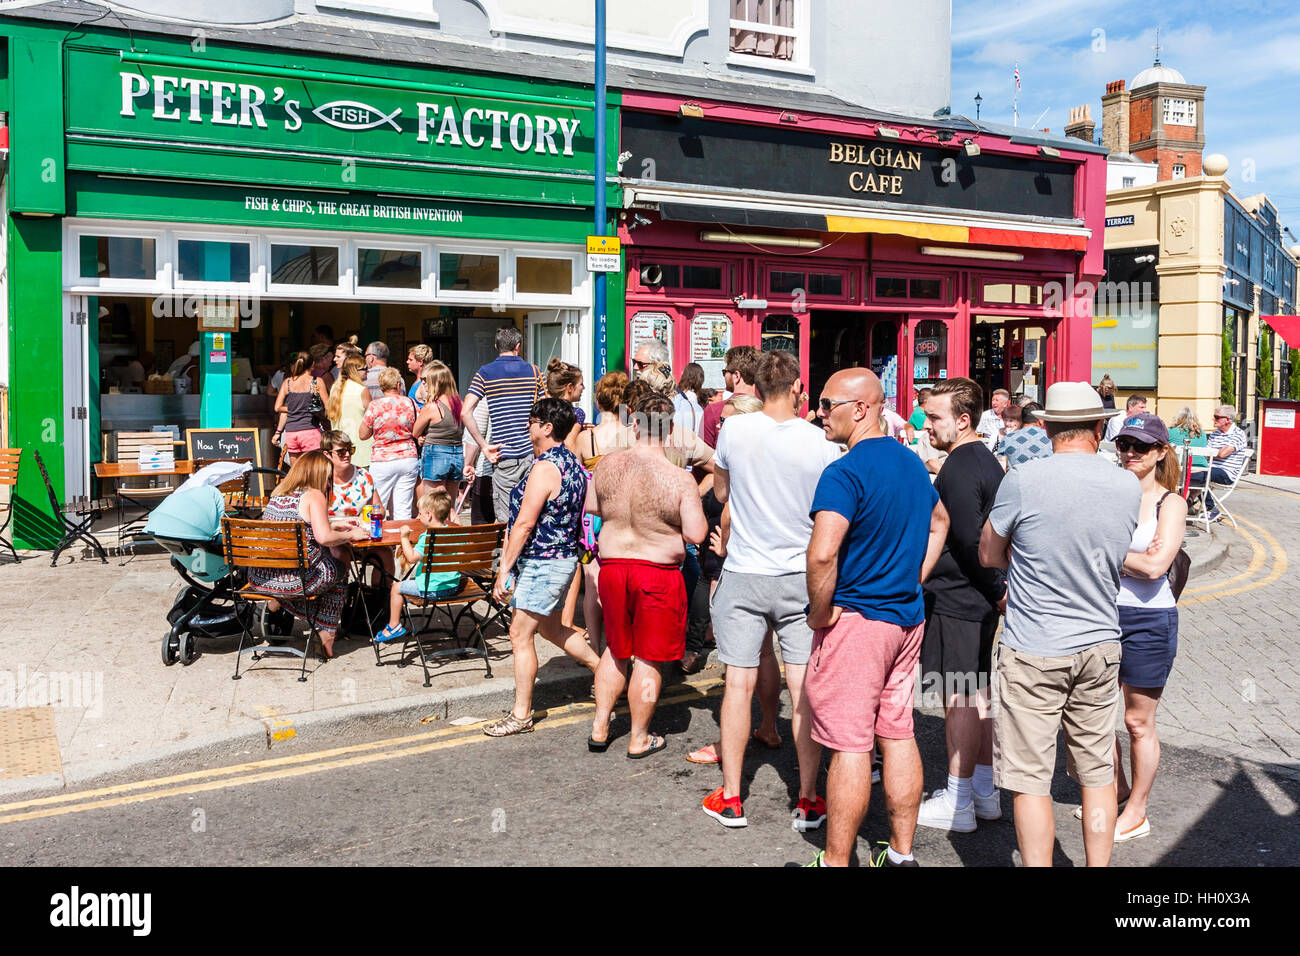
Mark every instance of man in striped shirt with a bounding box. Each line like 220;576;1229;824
462;327;547;521
1190;404;1249;520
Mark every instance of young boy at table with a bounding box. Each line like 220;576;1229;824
374;489;465;643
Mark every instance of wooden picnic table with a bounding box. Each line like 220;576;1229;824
94;459;197;479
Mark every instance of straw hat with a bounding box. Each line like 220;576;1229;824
1034;381;1124;422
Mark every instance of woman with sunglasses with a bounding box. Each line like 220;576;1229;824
1104;412;1187;844
321;429;392;586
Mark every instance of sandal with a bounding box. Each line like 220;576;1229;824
686;743;719;764
588;735;611;753
483;712;534;737
628;734;667;759
374;623;407;644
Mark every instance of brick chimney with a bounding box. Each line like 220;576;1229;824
1100;79;1130;154
1064;104;1095;142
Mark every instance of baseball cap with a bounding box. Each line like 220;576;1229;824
1114;412;1169;445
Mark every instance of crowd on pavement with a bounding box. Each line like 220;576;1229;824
234;319;1260;866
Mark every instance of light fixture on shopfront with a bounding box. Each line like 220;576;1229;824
876;126;901;139
699;230;822;249
734;298;769;309
1038;145;1061;158
680;102;704;117
919;246;1025;262
1133;254;1156;264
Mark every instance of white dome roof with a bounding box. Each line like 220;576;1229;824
1133;63;1186;87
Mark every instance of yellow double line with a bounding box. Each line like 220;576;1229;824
1181;516;1288;606
0;676;726;826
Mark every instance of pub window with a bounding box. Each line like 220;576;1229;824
638;263;680;288
439;252;499;293
177;240;251;283
770;271;804;294
79;236;157;280
875;276;909;299
730;0;800;63
981;281;1041;306
357;248;422;289
761;314;799;357
270;244;339;286
909;278;943;300
680;264;724;290
808;272;844;296
516;256;574;295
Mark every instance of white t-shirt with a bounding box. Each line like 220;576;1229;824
714;412;842;575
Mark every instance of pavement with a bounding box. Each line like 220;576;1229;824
0;475;1296;804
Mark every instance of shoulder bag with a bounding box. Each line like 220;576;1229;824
1157;491;1191;601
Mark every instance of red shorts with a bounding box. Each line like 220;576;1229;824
283;429;322;455
598;559;687;662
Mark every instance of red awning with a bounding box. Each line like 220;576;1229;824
1262;315;1300;352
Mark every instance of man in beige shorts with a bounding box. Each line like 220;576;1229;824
979;381;1139;866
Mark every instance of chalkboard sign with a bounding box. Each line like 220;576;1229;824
186;428;261;465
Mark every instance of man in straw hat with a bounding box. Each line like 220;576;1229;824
978;381;1140;866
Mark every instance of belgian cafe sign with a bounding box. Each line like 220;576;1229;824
827;142;923;197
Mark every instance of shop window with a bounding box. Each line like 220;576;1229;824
762;314;799;357
357;249;422;289
874;276;909;299
770;269;847;298
681;265;723;290
270;244;339;286
440;253;499;293
909;278;943;300
981;281;1041;306
911;320;948;387
639;263;680;288
516;256;574;295
177;240;250;283
79;236;156;280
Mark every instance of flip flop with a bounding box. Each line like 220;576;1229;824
686;744;719;764
628;734;667;759
588;735;611;753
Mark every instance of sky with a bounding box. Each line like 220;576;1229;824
951;0;1300;235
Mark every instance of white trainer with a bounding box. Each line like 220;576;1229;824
916;788;977;833
972;789;1002;821
1114;816;1151;843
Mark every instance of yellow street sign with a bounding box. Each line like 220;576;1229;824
587;235;621;255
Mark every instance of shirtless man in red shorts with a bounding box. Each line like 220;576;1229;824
587;392;708;758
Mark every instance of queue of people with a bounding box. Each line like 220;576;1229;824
251;321;1213;866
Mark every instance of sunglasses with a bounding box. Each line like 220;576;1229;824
819;397;857;414
631;359;652;371
1214;415;1231;421
1115;437;1155;454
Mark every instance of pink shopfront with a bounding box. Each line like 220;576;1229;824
616;93;1108;411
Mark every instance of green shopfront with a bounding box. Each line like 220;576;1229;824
2;23;621;547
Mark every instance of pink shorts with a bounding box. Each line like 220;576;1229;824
805;611;925;752
282;429;322;455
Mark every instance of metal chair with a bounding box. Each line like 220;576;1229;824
32;449;108;566
381;522;509;686
221;517;322;682
1187;448;1254;533
195;459;284;518
0;449;21;562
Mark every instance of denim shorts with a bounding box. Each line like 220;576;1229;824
421;443;464;481
510;556;578;616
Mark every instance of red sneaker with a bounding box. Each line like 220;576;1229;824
702;786;747;828
791;795;827;832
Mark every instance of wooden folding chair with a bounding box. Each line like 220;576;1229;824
382;522;509;686
33;449;108;566
0;449;20;563
222;517;321;682
111;430;183;551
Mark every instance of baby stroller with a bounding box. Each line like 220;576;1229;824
147;485;292;665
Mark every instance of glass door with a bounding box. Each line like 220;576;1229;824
867;315;903;413
905;316;953;413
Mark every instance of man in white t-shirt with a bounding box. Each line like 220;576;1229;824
700;349;842;831
976;388;1010;450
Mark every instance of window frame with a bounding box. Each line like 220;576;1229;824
264;236;347;295
868;271;953;306
1162;97;1196;127
354;240;430;295
627;254;734;298
68;226;166;292
727;1;814;76
761;262;855;305
172;232;256;290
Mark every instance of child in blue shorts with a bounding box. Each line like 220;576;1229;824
375;489;464;642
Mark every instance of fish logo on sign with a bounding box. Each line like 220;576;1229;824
312;100;402;131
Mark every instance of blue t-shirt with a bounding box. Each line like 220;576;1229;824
408;380;424;409
810;437;939;628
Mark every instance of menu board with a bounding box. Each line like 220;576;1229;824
690;314;731;389
186;427;261;464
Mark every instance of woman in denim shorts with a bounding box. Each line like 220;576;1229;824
483;398;601;737
413;360;465;502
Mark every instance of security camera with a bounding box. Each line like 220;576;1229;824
617;149;633;172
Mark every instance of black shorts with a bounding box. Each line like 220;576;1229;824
920;609;999;699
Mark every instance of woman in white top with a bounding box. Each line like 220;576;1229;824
1110;412;1187;844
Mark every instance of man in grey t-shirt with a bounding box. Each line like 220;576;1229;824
979;381;1139;867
